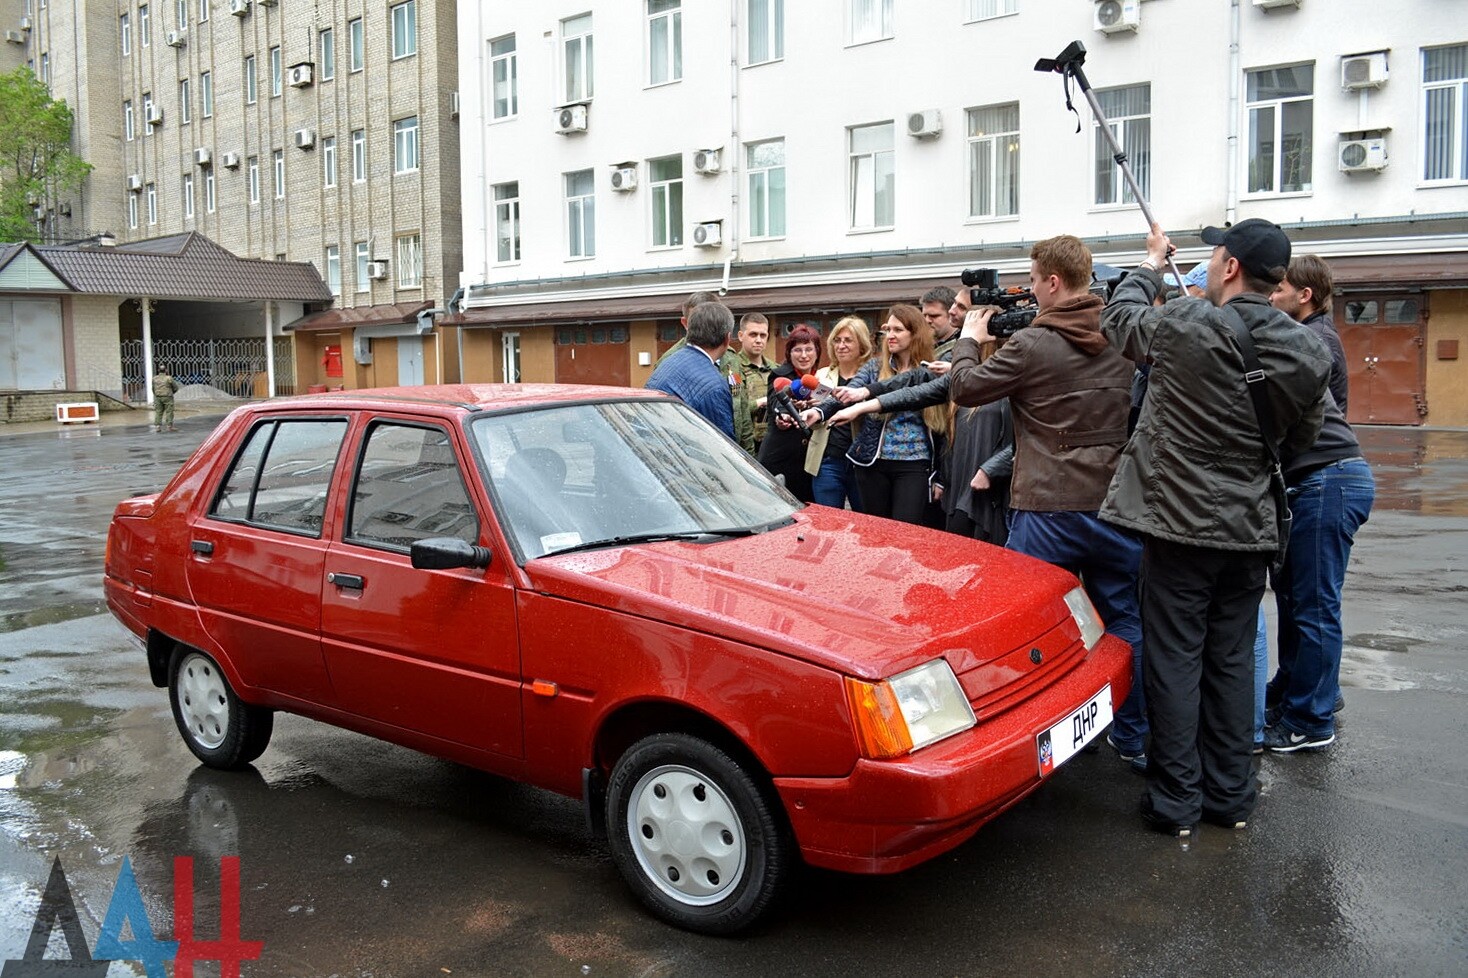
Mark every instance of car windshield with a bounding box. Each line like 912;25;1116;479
471;399;799;560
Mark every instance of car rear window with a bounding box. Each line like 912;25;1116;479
210;418;348;536
346;422;479;551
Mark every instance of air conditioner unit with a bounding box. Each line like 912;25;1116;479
907;110;942;139
610;166;637;192
1341;52;1388;90
126;174;143;192
555;104;588;134
1338;136;1387;173
1093;0;1140;34
450;91;460;118
166;29;185;47
229;0;249;17
145;105;164;126
294;128;316;149
19;15;31;31
366;260;389;280
4;29;23;44
194;147;212;166
692;222;722;248
1253;0;1301;9
693;148;722;174
287;63;313;87
221;151;240;169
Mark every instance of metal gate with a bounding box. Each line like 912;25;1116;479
120;337;296;401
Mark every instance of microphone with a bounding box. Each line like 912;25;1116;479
768;377;809;435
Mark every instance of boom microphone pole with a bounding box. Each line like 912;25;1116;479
1035;41;1186;286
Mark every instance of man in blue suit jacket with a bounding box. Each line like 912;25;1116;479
646;301;737;440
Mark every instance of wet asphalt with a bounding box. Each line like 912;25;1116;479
0;410;1464;977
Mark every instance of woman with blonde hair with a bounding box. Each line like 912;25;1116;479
809;304;948;525
803;316;874;510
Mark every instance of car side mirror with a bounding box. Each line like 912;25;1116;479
410;537;493;570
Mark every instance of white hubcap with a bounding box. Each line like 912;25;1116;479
627;764;747;906
178;653;230;750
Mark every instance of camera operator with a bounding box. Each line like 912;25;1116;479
950;235;1148;772
1100;220;1331;835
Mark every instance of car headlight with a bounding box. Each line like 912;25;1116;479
1064;586;1105;650
844;659;977;759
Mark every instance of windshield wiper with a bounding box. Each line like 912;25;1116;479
542;527;758;558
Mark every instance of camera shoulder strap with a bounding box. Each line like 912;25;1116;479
1221;303;1279;467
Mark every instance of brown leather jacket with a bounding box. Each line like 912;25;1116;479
949;294;1133;512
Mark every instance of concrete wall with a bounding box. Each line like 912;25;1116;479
1426;290;1468;426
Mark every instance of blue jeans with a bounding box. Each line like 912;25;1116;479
1009;510;1147;752
1267;458;1375;738
1254;604;1268;744
812;454;863;511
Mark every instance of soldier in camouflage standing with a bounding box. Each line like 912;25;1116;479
151;365;180;433
718;312;775;455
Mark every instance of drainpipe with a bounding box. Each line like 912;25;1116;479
1225;0;1242;224
141;298;154;406
419;306;447;384
721;0;741;296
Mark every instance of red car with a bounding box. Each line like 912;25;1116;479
104;384;1131;934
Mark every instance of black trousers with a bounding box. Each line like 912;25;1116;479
1140;536;1266;824
856;459;930;526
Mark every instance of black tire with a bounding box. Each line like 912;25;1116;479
605;733;792;934
167;646;274;769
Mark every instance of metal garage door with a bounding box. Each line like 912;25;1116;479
0;299;65;391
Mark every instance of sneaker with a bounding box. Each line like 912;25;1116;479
1139;795;1195;838
1106;734;1148;775
1264;703;1285;728
1333;692;1345;714
1262;724;1335;753
1202;809;1249;830
1252;741;1265;756
167;426;179;432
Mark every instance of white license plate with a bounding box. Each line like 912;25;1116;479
1037;684;1113;776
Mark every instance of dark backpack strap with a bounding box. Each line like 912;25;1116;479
1220;303;1279;466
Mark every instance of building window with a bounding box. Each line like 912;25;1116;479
393;117;420;173
349;18;364;72
1246;63;1313;194
493;181;520;263
502;332;521;383
322;137;337;187
128;192;139;229
183;173;195;219
270;46;282;97
39;53;48;85
201;71;212;117
139;4;150;46
649;155;683;247
562;13;593;103
124;100;134;141
175;0;186;28
244;55;257;104
391;1;416;59
747;0;783;65
647;1;682;86
179;78;191;124
121;14;131;56
848;122;894;229
966;0;1017;20
967;102;1020;218
320;28;335;80
355;241;370;291
204;169;215;213
146;183;158;224
396;234;422;288
273;149;285;199
1094;84;1149;205
565;168;595;258
1423;44;1468;182
746;138;785;238
490;35;517;119
351;129;366;181
198;0;207;23
325;245;341;296
248;156;259;203
141;92;154;136
848;0;892;46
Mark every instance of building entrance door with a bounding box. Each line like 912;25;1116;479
554;324;630;386
1336;294;1427;426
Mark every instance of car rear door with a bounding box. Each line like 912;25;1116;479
186;415;350;702
318;416;523;759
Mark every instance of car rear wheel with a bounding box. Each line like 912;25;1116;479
605;733;792;934
168;647;273;769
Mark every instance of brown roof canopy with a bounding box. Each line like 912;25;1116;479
288;301;434;332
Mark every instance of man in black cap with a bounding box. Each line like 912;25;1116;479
1098;218;1332;836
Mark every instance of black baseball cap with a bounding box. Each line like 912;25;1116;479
1200;218;1291;283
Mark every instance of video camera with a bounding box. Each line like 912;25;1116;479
960;268;1038;337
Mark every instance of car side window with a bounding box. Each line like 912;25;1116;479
210;419;348;536
347;422;479;551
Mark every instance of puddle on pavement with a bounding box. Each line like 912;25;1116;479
0;601;108;634
1342;634;1422;691
1359;427;1468;515
1346;633;1424;653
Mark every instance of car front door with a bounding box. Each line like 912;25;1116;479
319;418;523;759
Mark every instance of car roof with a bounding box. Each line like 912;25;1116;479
257;383;671;415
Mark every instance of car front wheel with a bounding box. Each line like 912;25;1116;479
605;733;792;934
168;647;273;769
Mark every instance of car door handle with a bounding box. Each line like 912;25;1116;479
190;540;214;555
327;572;365;590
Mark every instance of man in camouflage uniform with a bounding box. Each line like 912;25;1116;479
718;312;774;455
151;366;180;433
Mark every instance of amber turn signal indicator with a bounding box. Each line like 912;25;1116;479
844;676;913;759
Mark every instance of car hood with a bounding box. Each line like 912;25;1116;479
521;507;1082;680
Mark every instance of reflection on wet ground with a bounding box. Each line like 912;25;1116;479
1359;426;1468;514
